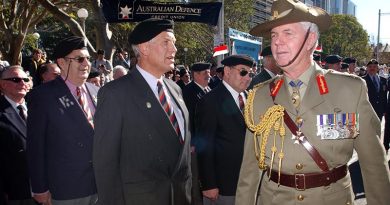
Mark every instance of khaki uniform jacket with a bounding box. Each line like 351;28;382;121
236;64;390;205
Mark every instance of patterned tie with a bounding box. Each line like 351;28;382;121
373;76;380;92
17;105;27;122
157;80;183;144
289;80;303;109
238;93;245;112
76;87;94;127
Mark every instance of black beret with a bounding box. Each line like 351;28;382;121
343;57;356;64
260;46;272;57
128;18;174;45
221;54;255;67
367;59;379;66
313;54;321;61
341;63;349;69
216;66;224;73
190;63;211;72
88;67;101;79
324;55;342;64
52;36;88;60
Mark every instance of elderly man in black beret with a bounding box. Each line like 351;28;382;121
182;62;212;205
236;0;390;205
324;54;342;71
194;54;254;205
249;46;281;89
26;36;99;205
93;18;192;205
343;57;357;74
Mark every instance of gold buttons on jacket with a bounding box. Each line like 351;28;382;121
296;163;303;170
297;195;304;201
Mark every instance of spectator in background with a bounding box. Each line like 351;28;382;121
248;45;281;89
92;49;112;85
0;66;36;205
38;63;61;84
87;67;102;87
112;65;128;80
176;68;190;89
208;66;223;89
113;48;131;70
313;53;322;67
0;51;10;69
22;48;44;87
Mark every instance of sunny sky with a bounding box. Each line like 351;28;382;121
355;0;390;45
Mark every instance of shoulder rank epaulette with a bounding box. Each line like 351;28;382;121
326;69;361;80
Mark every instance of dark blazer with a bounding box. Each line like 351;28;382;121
363;74;387;119
248;69;272;90
208;76;221;89
182;81;207;136
26;77;99;200
93;68;192;205
0;96;31;200
176;80;186;90
194;83;246;196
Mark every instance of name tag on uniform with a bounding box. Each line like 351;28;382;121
316;113;359;140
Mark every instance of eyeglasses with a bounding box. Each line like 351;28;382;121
236;68;255;78
65;56;91;63
2;77;30;83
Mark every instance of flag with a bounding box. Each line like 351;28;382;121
213;45;229;57
315;44;323;52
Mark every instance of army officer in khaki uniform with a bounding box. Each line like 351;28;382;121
235;0;390;205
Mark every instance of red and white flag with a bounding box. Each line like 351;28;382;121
315;44;323;52
213;45;228;57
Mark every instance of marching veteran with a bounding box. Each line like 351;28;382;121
235;0;390;205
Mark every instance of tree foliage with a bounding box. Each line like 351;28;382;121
320;14;371;63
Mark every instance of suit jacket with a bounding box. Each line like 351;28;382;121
26;77;99;200
0;96;31;200
195;83;246;196
236;65;390;205
93;68;192;205
248;69;272;90
208;76;221;89
182;81;207;136
363;74;387;119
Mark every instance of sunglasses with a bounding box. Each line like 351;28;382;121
2;77;30;83
237;69;255;78
65;56;91;63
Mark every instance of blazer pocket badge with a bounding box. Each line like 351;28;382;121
317;113;359;140
58;95;74;108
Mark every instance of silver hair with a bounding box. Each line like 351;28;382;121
113;65;128;73
300;22;319;53
131;45;141;58
0;65;25;79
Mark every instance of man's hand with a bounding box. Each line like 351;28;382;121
202;188;219;201
33;192;52;205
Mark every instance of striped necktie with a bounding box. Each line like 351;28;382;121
157;80;183;144
76;87;94;127
238;93;245;112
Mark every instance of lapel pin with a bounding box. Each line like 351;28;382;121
146;102;151;108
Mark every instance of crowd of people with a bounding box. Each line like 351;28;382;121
1;0;390;205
